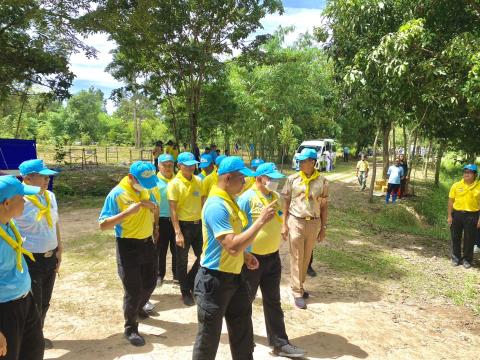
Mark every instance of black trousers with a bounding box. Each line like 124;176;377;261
0;293;44;360
193;267;254;360
158;217;177;280
177;222;203;294
116;237;158;332
242;251;288;347
24;249;58;329
450;210;479;264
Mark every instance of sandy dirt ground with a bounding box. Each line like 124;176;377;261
44;173;480;360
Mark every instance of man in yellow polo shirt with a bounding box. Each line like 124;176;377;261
98;161;159;347
192;156;276;360
356;154;369;191
448;164;480;268
201;154;227;200
238;162;306;358
167;152;203;306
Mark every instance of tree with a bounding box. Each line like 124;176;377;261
84;0;283;150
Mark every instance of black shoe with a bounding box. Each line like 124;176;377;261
273;343;306;358
307;267;317;277
294;297;307;310
463;261;472;269
124;330;145;347
182;292;195;306
44;338;53;350
451;260;460;267
302;291;309;299
138;309;149;320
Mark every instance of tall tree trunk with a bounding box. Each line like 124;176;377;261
392;125;396;162
369;128;381;203
133;95;139;148
165;91;180;145
423;140;433;179
402;124;408;156
435;142;446;186
407;132;418;178
14;94;28;138
382;122;391;180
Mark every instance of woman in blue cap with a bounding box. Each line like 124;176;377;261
447;164;480;268
0;176;44;360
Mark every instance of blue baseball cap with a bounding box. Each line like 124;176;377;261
177;152;199;166
129;161;158;189
158;154;174;163
0;176;40;203
251;158;265;169
296;148;318;161
254;162;286;179
218;156;255;177
199;154;213;169
215;155;227;166
463;164;478;173
19;159;58;176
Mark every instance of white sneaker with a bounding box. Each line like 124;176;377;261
474;245;480;254
143;301;155;313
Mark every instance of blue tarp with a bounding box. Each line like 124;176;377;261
0;138;37;170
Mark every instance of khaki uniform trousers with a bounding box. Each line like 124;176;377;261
287;215;321;298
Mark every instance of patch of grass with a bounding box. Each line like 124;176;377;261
444;273;480;315
314;246;410;281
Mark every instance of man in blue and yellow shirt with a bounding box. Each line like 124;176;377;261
198;153;214;180
238;163;306;358
99;161;159;347
448;164;480;268
167;152;203;306
201;154;227;200
0;176;44;360
192;157;276;360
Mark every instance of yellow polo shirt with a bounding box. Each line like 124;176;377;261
449;179;480;212
356;160;369;172
202;170;218;197
167;172;203;221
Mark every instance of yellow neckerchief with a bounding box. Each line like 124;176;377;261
176;171;198;194
118;176;150;202
298;170;321;204
0;221;35;272
24;190;53;228
157;173;173;183
209;185;248;228
252;184;282;223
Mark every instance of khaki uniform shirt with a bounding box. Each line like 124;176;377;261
281;172;327;218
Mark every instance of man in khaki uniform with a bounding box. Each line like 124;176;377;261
281;148;328;309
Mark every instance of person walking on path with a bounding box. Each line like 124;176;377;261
98;162;159;347
238;162;306;358
201;155;227;200
281;148;329;309
386;158;405;204
0;176;44;360
399;154;408;198
15;160;62;350
192;156;276;360
168;152;203;306
447;164;480;268
356;155;369;191
155;154;177;285
343;146;350;162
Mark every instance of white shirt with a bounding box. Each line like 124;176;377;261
15;190;59;253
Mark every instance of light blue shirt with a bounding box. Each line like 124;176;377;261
387;165;404;185
157;177;172;218
0;221;31;302
15;190;59;253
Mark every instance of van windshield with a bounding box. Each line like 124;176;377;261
298;145;322;153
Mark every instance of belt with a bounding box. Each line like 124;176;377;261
291;214;320;221
117;237;153;243
32;247;57;258
252;251;279;258
453;210;480;214
159;217;171;221
180;220;201;225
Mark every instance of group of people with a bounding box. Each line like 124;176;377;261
95;146;329;359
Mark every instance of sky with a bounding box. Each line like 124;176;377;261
69;1;327;113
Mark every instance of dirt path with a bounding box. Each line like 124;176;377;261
45;172;480;360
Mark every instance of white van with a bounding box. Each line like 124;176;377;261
291;139;336;171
